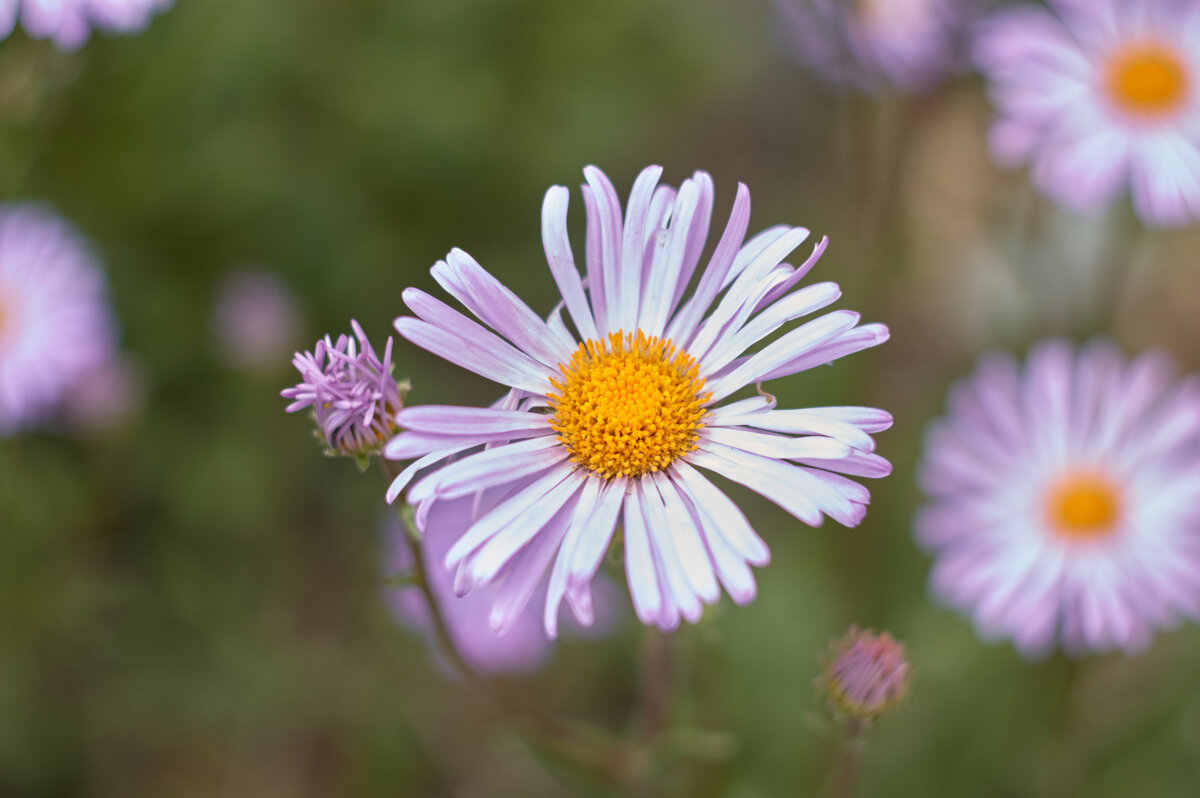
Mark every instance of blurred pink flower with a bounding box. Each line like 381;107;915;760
62;355;144;432
213;269;303;371
776;0;969;93
974;0;1200;227
917;340;1200;657
0;203;116;434
385;496;622;675
0;0;172;50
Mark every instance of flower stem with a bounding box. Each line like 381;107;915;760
379;459;632;783
393;500;630;781
826;718;865;798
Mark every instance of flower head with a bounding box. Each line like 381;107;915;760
0;0;172;50
0;203;116;434
776;0;969;93
974;0;1200;227
917;340;1200;656
384;165;892;637
212;268;302;371
817;626;911;722
282;321;407;463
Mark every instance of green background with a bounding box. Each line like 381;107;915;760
4;1;1200;795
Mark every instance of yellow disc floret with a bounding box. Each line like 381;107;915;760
1107;43;1189;117
548;330;710;480
1046;471;1122;542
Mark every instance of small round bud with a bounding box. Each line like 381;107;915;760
817;626;911;723
282;320;408;464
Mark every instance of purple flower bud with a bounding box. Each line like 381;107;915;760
818;626;911;722
282;321;407;462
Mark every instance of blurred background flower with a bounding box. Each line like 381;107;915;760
0;202;116;433
211;267;303;373
0;0;172;50
60;354;145;432
775;0;971;93
916;340;1200;657
383;497;623;675
975;0;1200;227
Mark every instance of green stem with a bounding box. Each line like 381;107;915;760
1091;219;1159;335
394;501;630;781
633;626;674;742
380;459;631;783
826;719;865;798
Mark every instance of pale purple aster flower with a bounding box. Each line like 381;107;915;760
917;340;1200;657
974;0;1200;227
776;0;968;93
212;269;302;371
817;626;911;722
0;0;172;50
0;203;116;434
282;321;407;462
384;165;892;638
385;496;622;674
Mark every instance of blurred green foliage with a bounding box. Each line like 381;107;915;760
3;1;1200;796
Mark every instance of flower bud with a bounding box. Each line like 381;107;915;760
282;320;407;466
817;626;911;723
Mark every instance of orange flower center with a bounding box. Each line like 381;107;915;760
1107;43;1189;117
1046;472;1121;541
0;293;11;346
548;330;709;480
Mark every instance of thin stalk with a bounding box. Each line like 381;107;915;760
826;718;865;798
379;459;630;783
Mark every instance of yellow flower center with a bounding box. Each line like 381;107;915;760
0;292;11;346
548;330;710;480
1107;43;1189;117
1046;472;1121;541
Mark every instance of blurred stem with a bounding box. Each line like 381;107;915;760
857;93;929;250
378;459;631;784
1042;657;1084;798
634;626;674;742
393;499;630;782
1092;219;1159;335
826;718;866;798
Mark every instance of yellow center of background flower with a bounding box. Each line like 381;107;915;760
1108;44;1189;116
0;294;10;345
549;330;709;480
1046;473;1121;541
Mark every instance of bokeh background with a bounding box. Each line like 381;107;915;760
5;1;1200;795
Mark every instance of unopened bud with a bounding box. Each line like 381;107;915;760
817;626;911;723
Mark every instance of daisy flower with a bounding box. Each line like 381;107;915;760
916;340;1200;656
776;0;967;93
385;496;621;674
974;0;1200;227
384;165;892;637
0;203;116;434
0;0;172;50
282;321;408;463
